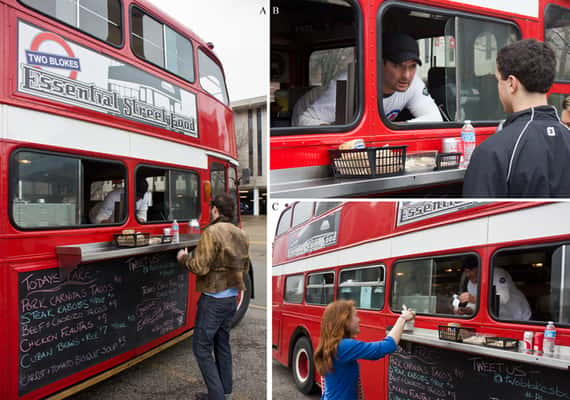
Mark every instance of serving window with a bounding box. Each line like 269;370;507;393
10;150;126;229
491;243;570;326
20;0;123;46
545;4;570;82
131;6;195;83
390;253;480;317
135;166;200;224
379;4;520;125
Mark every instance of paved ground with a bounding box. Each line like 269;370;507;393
69;216;267;400
272;360;320;399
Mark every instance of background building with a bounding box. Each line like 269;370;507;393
232;96;267;216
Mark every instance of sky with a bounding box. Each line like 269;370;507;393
149;0;267;102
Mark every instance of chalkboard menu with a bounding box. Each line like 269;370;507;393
389;342;570;400
18;251;188;395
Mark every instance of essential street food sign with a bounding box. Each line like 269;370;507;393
17;21;199;138
397;201;485;225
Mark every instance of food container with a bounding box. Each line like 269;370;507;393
405;151;437;173
438;325;476;342
149;235;173;245
113;232;149;247
435;152;462;170
329;146;407;178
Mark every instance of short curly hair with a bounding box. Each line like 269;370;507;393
212;193;235;220
496;39;556;93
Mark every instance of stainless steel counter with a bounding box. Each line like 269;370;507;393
398;328;570;370
270;166;465;198
56;234;200;267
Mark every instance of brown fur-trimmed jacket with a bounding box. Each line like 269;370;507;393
179;218;250;293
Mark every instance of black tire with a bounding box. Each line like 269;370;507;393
291;336;317;394
232;271;252;328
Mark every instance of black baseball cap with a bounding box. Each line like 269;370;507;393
383;32;422;66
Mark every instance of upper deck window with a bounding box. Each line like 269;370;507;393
270;0;359;132
131;7;195;83
391;254;479;317
198;49;230;105
379;5;520;124
315;201;342;216
276;208;292;237
545;4;570;82
292;202;314;227
20;0;122;46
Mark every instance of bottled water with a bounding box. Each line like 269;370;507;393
543;321;556;356
172;219;180;243
461;120;476;166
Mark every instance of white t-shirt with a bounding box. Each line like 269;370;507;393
136;192;152;222
89;189;152;224
292;72;442;125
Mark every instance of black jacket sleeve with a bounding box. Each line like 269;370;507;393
462;145;508;198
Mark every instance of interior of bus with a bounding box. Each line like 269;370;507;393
270;0;518;130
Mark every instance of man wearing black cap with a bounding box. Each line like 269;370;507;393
381;32;442;122
291;32;442;126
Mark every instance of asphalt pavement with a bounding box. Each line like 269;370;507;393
67;216;267;400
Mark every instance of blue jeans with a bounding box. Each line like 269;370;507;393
193;294;237;400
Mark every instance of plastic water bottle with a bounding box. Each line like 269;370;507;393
461;120;476;166
172;219;180;243
452;294;460;312
543;321;556;356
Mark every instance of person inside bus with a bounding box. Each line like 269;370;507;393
562;95;570;128
463;39;570;197
89;178;150;224
314;299;416;399
291;32;443;126
456;257;531;320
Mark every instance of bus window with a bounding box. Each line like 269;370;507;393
210;162;226;198
198;49;230;105
339;265;385;310
492;244;570;325
131;7;195;82
270;0;359;130
380;5;519;123
136;167;199;223
391;254;479;316
10;151;127;228
548;93;570;126
315;201;342;216
20;0;122;46
306;271;335;305
228;166;239;223
292;202;314;227
545;4;570;82
285;274;305;303
276;207;292;237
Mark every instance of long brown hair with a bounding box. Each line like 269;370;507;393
314;300;355;375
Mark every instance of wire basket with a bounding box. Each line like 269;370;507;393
435;152;461;170
484;337;518;350
438;325;476;342
329;146;407;178
113;233;149;248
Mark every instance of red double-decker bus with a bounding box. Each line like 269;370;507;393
270;0;570;198
0;1;253;398
273;201;570;398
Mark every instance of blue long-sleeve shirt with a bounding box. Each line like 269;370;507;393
322;336;397;400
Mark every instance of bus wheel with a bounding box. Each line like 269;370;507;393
232;271;252;328
292;336;316;394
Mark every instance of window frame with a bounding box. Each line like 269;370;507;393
376;1;522;131
284;274;305;304
9;148;128;230
315;201;342;217
339;264;386;310
490;241;570;326
276;207;293;237
270;0;364;137
544;3;570;84
306;270;336;306
390;252;481;317
197;47;230;105
129;5;196;84
134;163;201;225
18;0;124;48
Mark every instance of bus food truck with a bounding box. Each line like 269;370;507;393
269;0;570;198
0;0;253;398
272;201;570;398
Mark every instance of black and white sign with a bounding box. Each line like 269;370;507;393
287;211;340;258
397;201;484;226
